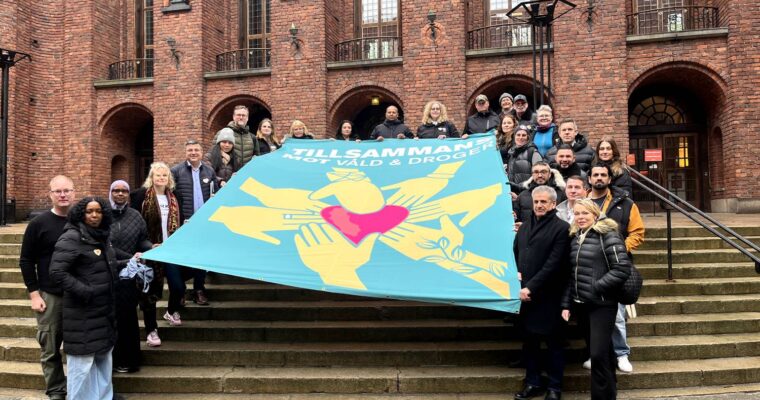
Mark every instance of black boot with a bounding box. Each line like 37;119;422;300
515;384;545;400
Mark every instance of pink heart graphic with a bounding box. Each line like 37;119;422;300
321;205;409;245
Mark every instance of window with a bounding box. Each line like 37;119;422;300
633;0;688;34
136;0;154;60
354;0;400;59
487;0;531;47
238;0;270;69
629;96;690;127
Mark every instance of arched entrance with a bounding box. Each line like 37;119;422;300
467;74;549;116
330;86;404;140
208;96;271;142
100;104;154;190
628;64;726;211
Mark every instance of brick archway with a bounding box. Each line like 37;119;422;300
627;62;728;212
328;86;404;140
100;103;154;191
207;95;272;143
466;74;551;115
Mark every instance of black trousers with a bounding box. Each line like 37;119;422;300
577;302;618;400
113;280;141;370
522;330;565;392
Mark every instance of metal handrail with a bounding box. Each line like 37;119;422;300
466;22;537;50
628;167;760;275
334;36;401;62
626;6;719;36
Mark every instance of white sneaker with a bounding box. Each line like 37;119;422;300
163;311;182;326
617;355;633;373
146;329;161;347
582;358;591;370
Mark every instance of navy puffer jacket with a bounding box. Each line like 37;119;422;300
561;217;632;308
171;161;217;222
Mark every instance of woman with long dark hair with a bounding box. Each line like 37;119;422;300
204;128;239;185
594;136;632;196
50;197;122;399
336;120;359;141
561;199;631;400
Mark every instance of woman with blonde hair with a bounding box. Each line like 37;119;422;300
416;100;459;139
561;198;631;400
256;118;278;154
289;120;314;140
130;162;182;344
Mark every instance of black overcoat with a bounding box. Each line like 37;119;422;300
514;209;570;335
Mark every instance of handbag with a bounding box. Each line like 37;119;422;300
600;233;643;305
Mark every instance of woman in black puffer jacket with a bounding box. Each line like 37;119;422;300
506;124;542;194
561;199;631;400
50;197;120;399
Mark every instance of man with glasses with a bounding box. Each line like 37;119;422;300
19;175;75;400
514;162;566;223
221;105;260;167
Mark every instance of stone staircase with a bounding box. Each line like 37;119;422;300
0;224;758;398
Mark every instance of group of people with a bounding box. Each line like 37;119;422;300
19;97;645;400
20;141;224;398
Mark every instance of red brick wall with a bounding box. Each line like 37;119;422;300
2;0;759;215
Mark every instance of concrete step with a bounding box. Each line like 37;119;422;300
637;263;758;279
0;317;515;342
0;234;23;244
636;294;760;315
637;236;760;251
641;277;760;296
0;256;19;268
0;298;504;321
634;249;758;264
627;333;760;362
645;226;760;239
0;357;759;393
628;312;760;336
0;244;20;256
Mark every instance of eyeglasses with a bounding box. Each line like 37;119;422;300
111;189;129;194
50;189;74;196
532;170;550;175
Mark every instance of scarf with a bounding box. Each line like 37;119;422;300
79;221;110;243
109;180;130;211
141;186;180;244
221;151;231;165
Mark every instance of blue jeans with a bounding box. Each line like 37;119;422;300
612;303;630;357
66;347;113;400
164;264;207;314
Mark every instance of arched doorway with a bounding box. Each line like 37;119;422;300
208;96;271;142
330;87;404;140
100;104;154;190
628;63;727;212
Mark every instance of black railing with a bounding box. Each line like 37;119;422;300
215;48;271;72
107;59;154;80
629;167;760;277
467;23;537;50
626;6;719;35
334;37;400;62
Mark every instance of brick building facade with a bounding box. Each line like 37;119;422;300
0;0;758;216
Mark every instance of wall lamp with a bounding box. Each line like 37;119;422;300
290;23;302;50
427;10;438;42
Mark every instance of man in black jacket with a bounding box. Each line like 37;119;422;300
514;185;570;400
370;105;413;140
553;145;588;183
19;175;74;400
545;118;595;173
171;140;218;305
463;94;500;135
515;162;567;223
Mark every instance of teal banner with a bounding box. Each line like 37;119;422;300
142;134;521;313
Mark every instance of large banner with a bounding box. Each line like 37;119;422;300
142;134;521;313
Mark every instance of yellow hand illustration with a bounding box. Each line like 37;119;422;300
294;223;377;290
408;183;503;227
209;206;321;245
380;216;510;299
241;177;328;213
309;168;385;214
381;161;464;207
